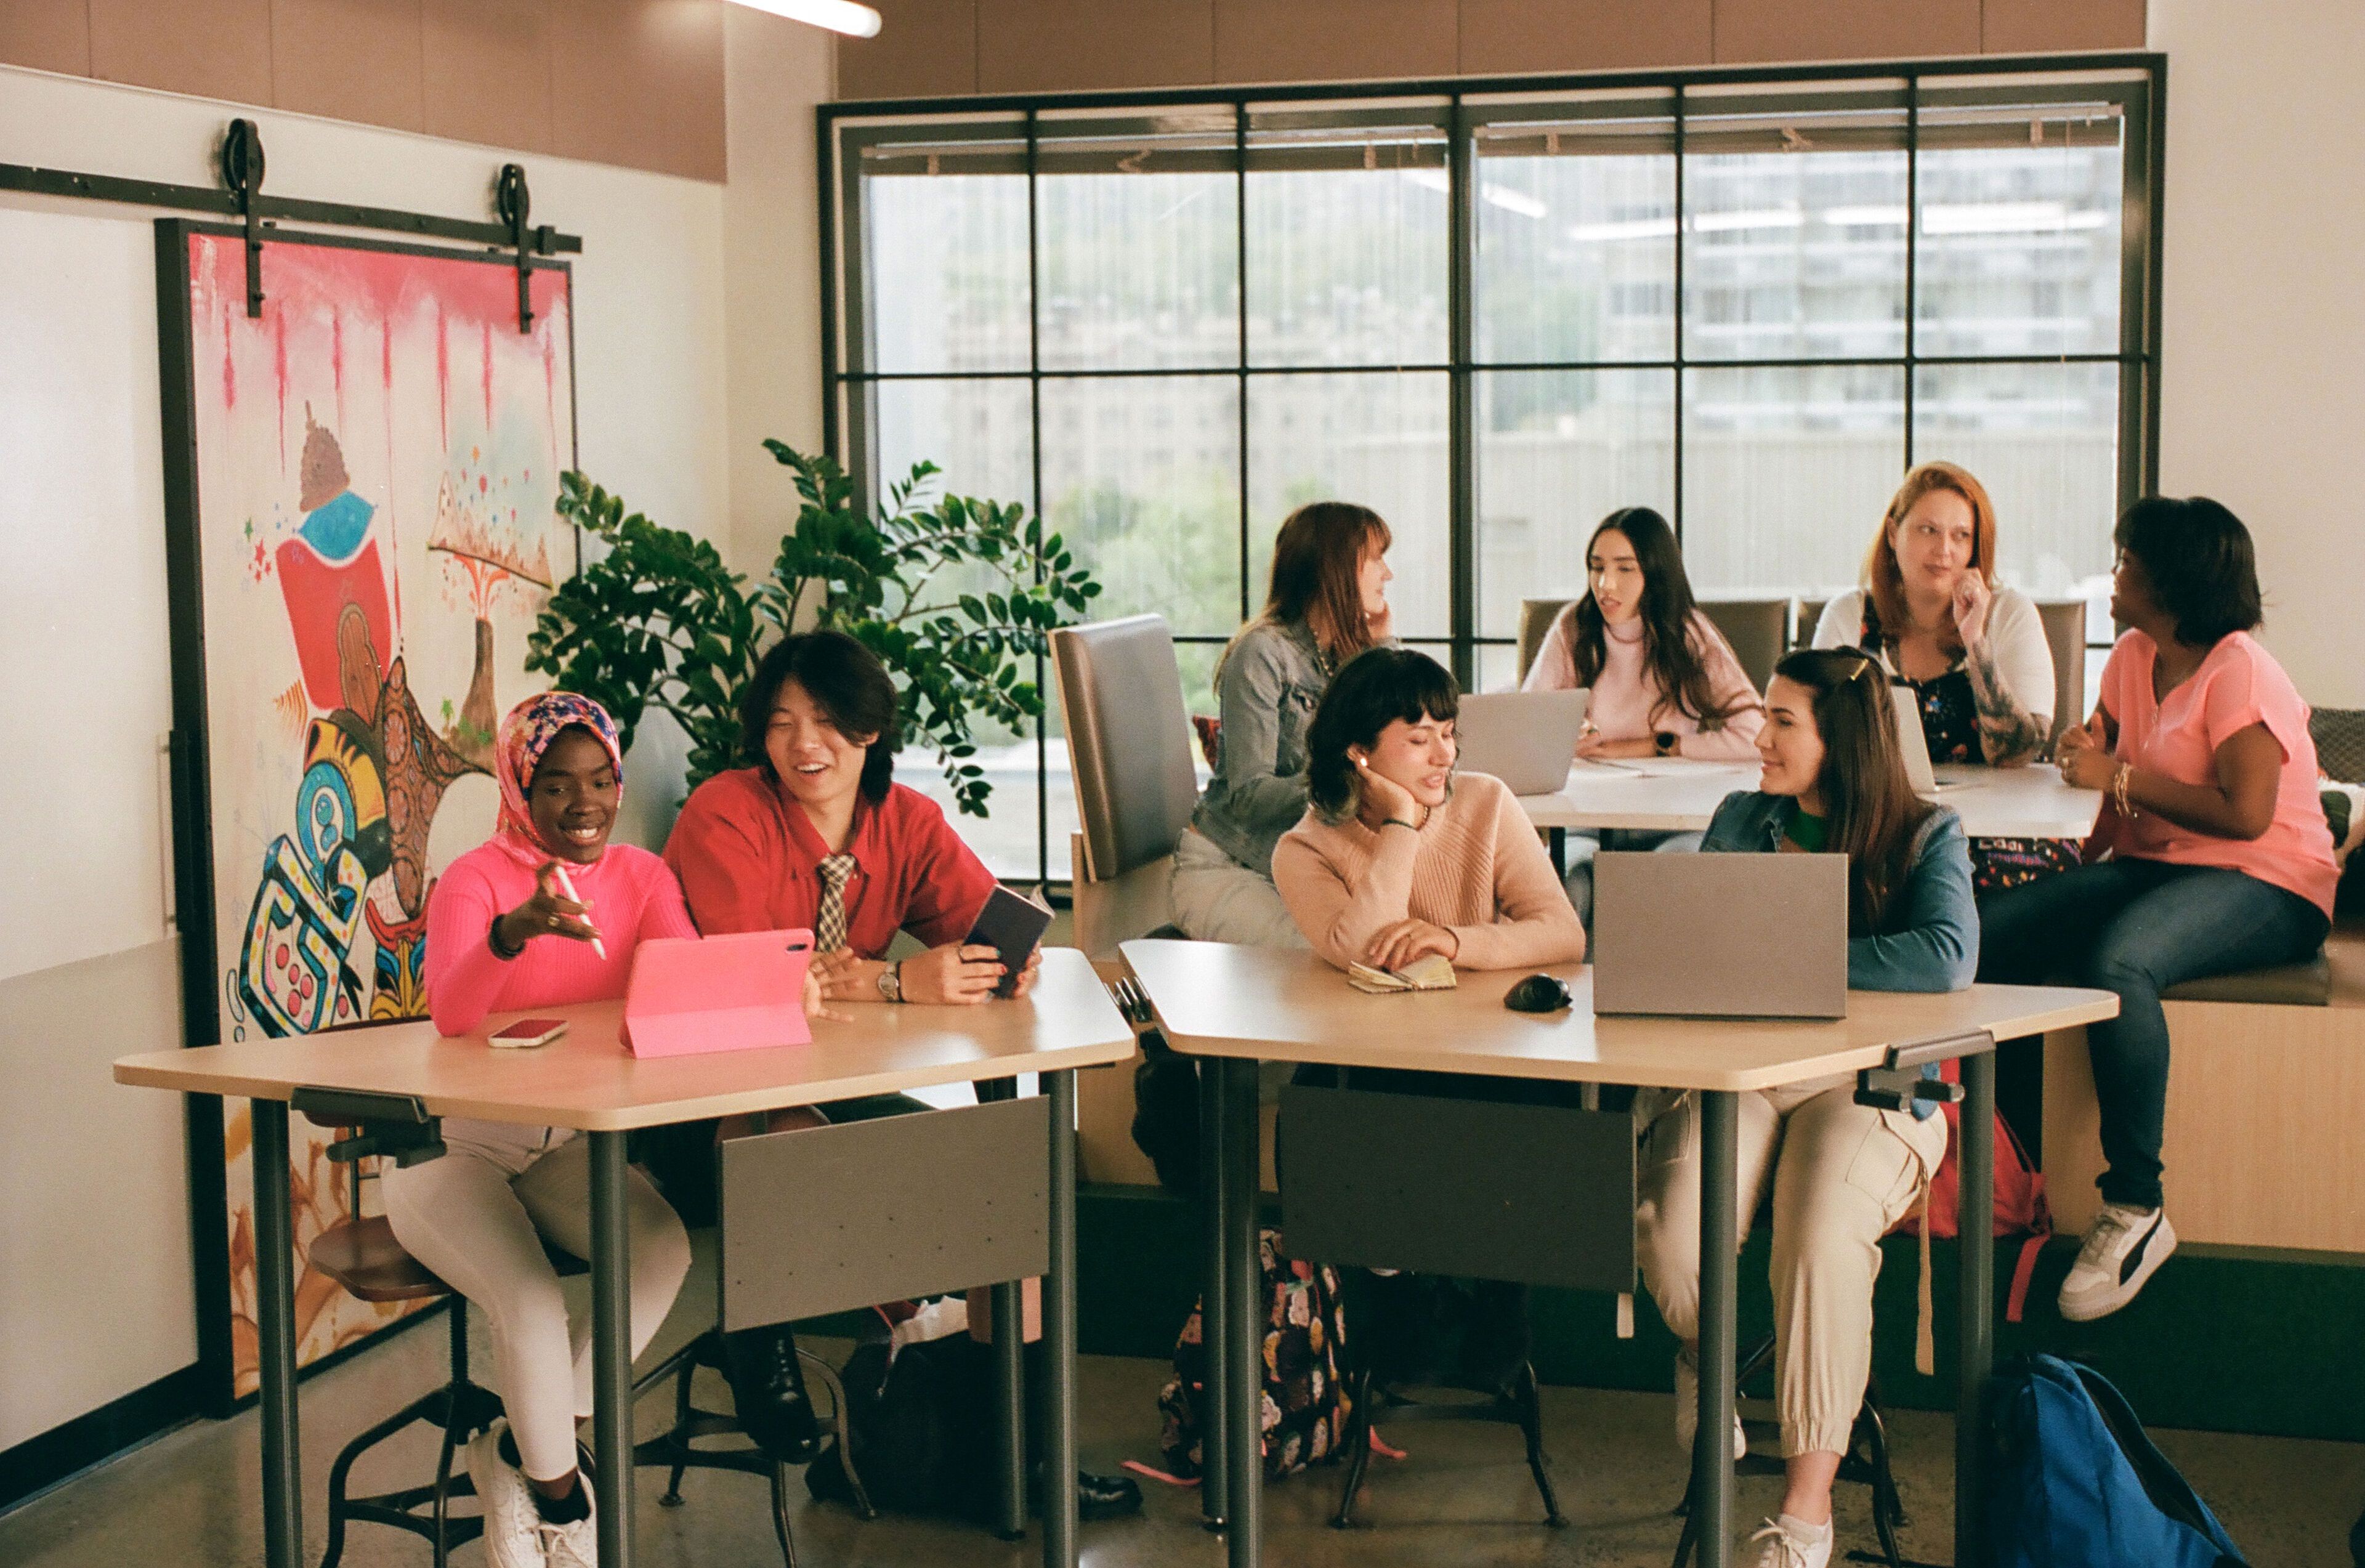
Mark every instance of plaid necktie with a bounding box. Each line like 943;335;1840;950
814;853;859;952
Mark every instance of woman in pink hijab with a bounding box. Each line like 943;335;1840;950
381;692;695;1568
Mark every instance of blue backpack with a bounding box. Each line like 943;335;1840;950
1988;1354;2246;1568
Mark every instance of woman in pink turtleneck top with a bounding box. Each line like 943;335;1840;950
384;693;693;1568
1520;506;1763;763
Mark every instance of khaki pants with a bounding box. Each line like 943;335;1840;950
1633;1080;1946;1458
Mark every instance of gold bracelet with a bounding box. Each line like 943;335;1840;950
2112;763;2137;820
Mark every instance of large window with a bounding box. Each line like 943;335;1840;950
827;63;2159;880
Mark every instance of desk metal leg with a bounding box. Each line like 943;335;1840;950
1549;826;1567;879
1957;1053;1997;1568
1694;1090;1739;1568
1199;1056;1229;1529
589;1130;634;1568
251;1099;302;1568
1044;1069;1079;1568
989;1275;1027;1540
979;1072;1029;1542
1221;1056;1263;1568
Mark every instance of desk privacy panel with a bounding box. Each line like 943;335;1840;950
158;223;576;1401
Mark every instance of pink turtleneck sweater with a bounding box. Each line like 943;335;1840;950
1272;772;1585;973
1521;607;1765;761
425;838;698;1037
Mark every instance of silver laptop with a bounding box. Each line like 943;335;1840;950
1454;690;1590;796
1891;684;1938;795
1591;852;1849;1019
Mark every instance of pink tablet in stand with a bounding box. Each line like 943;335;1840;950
622;929;815;1057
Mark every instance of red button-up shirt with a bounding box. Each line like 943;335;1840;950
663;767;998;956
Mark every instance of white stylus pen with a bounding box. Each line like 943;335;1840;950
549;864;607;960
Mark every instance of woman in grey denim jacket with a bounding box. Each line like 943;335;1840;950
1635;647;1976;1568
1173;502;1395;946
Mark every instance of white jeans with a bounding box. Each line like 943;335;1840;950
1633;1081;1946;1458
381;1125;692;1480
1169;827;1311;948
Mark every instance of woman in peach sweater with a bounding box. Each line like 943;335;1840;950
1274;646;1585;975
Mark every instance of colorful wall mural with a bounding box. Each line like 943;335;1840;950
170;228;574;1396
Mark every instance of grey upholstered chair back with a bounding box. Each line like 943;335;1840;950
1051;615;1199;884
1516;597;1574;686
2033;600;2089;751
1793;598;1829;650
1696;597;1789;693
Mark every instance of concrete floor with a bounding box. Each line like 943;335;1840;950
9;1256;2365;1568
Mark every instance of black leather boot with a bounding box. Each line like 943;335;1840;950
1030;1461;1142;1521
1075;1467;1144;1521
722;1324;822;1465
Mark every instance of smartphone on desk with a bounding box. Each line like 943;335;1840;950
490;1017;568;1049
964;886;1053;998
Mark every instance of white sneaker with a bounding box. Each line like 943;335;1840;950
1745;1514;1834;1568
535;1473;598;1568
466;1424;548;1568
2058;1203;2177;1323
1673;1346;1747;1461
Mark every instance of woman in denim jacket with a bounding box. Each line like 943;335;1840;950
1171;501;1395;945
1636;647;1975;1568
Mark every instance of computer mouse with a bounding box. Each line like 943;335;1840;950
1504;974;1572;1014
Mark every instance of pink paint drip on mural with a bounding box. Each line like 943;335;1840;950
543;332;557;472
274;308;289;475
384;315;402;638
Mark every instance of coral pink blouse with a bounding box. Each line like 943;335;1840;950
2095;629;2338;917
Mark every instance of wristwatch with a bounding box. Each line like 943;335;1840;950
1654;730;1678;757
876;960;904;1003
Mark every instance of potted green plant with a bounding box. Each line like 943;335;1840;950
526;443;1101;817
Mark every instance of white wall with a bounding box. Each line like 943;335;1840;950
0;205;174;986
0;201;193;1451
0;20;828;1455
724;5;834;578
2149;0;2365;708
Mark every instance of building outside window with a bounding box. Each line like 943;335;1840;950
826;62;2159;881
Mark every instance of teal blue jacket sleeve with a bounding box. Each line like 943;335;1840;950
1845;807;1978;993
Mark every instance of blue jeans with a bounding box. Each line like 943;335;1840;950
1978;859;2328;1208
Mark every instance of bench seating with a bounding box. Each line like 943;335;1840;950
2157;914;2365;1006
2162;955;2334;1006
2043;916;2365;1251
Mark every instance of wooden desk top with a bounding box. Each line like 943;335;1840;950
1518;758;1753;832
114;948;1134;1131
1516;759;2102;841
1922;764;2106;841
1120;940;2116;1094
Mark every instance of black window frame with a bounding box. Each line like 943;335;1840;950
819;54;2166;887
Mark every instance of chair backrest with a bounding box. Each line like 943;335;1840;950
1696;597;1789;693
2033;600;2088;751
1517;598;1574;685
1051;615;1199;885
1793;597;1828;650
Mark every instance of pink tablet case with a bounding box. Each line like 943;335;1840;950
623;929;815;1057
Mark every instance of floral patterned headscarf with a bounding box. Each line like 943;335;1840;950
493;692;626;855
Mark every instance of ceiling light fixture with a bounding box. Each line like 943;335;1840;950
729;0;883;39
